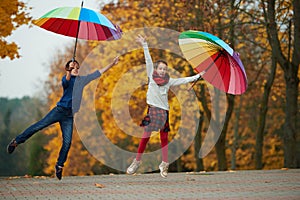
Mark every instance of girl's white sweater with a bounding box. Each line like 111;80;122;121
142;42;200;111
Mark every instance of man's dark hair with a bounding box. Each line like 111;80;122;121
65;59;79;70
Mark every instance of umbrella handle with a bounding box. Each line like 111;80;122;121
72;1;84;60
188;75;202;91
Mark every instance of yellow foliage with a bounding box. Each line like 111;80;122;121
41;0;290;175
0;0;31;59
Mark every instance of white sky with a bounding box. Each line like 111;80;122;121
0;0;101;99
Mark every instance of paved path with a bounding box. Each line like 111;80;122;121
0;169;299;199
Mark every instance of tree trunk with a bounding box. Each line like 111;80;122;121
229;0;239;170
263;0;300;168
176;158;182;172
293;0;300;168
283;64;299;168
194;111;204;171
255;55;277;169
215;94;234;171
231;96;242;170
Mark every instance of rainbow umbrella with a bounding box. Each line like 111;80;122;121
179;30;247;95
33;1;122;60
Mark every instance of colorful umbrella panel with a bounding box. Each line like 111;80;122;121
179;30;247;95
33;7;122;41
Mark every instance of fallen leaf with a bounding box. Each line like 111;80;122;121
33;176;48;179
24;174;32;178
95;183;105;188
186;177;196;181
6;176;21;180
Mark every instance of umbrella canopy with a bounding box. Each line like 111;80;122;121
179;30;247;95
33;2;122;59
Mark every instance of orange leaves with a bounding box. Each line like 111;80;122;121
0;0;31;59
0;40;19;59
40;0;291;174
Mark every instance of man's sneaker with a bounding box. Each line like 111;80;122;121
126;159;141;174
7;139;18;154
55;165;63;180
159;161;169;178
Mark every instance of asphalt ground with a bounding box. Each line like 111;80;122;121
0;169;299;200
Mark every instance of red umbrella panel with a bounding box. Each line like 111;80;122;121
194;50;247;95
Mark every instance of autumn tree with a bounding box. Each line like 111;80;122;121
0;0;31;59
42;0;293;175
239;0;299;169
99;0;205;172
101;0;270;172
238;0;285;169
100;0;243;172
262;0;299;168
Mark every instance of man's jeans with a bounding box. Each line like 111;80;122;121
15;106;73;167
